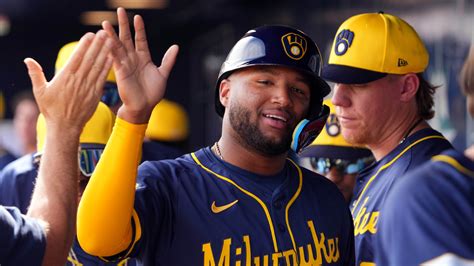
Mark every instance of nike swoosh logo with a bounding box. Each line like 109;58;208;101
211;200;239;214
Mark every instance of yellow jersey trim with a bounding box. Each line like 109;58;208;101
191;152;300;253
352;135;446;214
432;154;474;177
285;158;303;254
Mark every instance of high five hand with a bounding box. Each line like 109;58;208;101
102;7;179;124
24;31;114;133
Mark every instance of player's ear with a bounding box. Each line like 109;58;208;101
219;79;231;108
399;73;419;102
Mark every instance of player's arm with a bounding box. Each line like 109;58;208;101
24;31;113;266
77;7;178;257
78;117;146;256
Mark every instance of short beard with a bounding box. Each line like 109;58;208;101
228;102;292;156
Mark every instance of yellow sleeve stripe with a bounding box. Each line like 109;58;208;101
285;158;303;253
432;154;474;177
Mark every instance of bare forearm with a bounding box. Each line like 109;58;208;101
27;125;81;266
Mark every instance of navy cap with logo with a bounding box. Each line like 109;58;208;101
215;25;331;120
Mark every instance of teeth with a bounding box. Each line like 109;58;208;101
265;114;287;122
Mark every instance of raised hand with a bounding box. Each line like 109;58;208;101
24;31;114;133
102;7;179;124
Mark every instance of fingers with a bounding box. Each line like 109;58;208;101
24;58;47;96
96;57;114;94
63;32;95;73
117;7;135;52
159;45;179;79
81;33;114;88
133;15;151;58
102;20;128;69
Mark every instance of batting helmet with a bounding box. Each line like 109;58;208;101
145;99;189;142
215;25;330;119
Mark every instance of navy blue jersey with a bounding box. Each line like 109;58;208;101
122;147;354;265
0;150;17;170
0;153;37;213
141;140;185;163
0;155;137;266
375;149;474;265
0;206;45;266
350;128;452;265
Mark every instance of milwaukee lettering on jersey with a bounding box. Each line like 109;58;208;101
202;220;340;265
353;197;379;236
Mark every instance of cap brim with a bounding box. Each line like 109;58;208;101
322;64;387;84
299;145;373;160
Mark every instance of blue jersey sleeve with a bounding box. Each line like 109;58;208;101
375;150;474;265
0;206;46;266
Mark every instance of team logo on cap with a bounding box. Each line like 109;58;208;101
281;33;307;60
326;114;340;137
334;29;354;56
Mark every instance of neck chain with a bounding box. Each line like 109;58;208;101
400;118;423;144
213;142;223;160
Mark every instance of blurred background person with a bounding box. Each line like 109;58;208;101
0;90;39;169
299;99;374;202
12;91;39;155
0;91;17;169
141;98;190;162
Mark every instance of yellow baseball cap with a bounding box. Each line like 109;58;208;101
322;12;429;84
145;99;189;142
299;100;372;159
36;102;115;153
55;41;116;83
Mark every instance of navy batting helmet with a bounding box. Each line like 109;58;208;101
214;25;330;119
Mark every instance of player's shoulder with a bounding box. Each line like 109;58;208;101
409;128;453;153
0;153;36;183
387;149;473;210
137;148;209;182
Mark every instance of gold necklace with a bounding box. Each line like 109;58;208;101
213;142;223;160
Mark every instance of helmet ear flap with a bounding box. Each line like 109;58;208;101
291;104;330;153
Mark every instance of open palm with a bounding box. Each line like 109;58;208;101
103;8;179;124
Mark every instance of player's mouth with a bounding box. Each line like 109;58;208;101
337;115;357;128
262;111;291;130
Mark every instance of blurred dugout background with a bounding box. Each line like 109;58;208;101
0;0;472;156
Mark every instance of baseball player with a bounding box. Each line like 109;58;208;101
374;46;474;265
141;98;189;162
1;31;113;265
321;12;453;265
299;99;374;203
77;7;355;265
